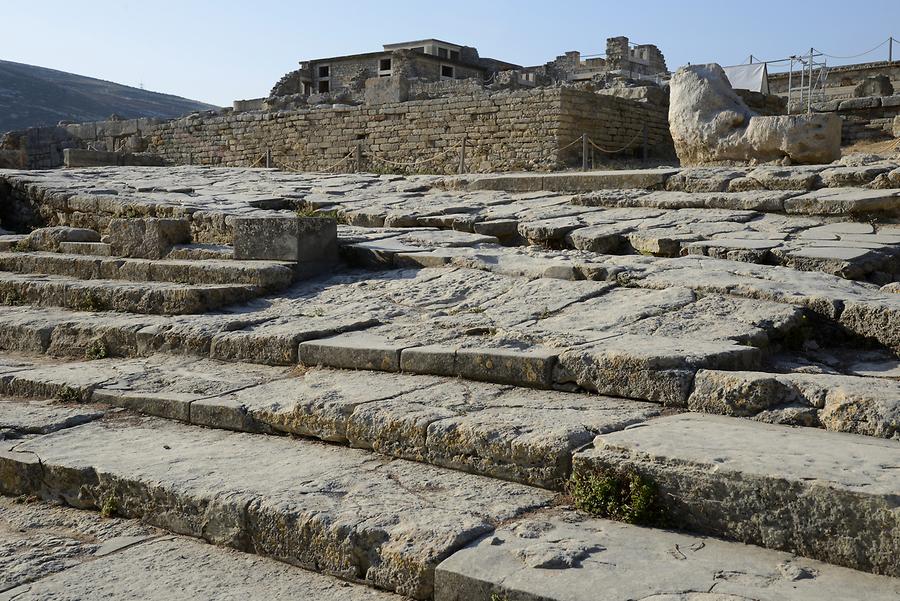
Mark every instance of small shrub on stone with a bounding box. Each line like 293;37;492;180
569;468;665;526
85;340;109;361
100;495;119;518
57;386;82;404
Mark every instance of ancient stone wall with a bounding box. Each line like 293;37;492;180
1;88;673;173
556;88;674;164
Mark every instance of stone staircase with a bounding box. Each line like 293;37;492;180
0;165;898;600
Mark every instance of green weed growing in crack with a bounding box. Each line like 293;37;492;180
568;468;666;527
11;240;30;253
84;340;109;361
75;293;108;313
296;207;344;223
490;594;510;601
100;495;119;518
57;386;82;404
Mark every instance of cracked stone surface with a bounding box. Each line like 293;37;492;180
0;497;399;600
0;414;552;599
573;414;900;576
435;509;900;601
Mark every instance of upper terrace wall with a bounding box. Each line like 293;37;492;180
1;88;674;173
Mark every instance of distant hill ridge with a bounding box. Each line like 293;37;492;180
0;59;218;133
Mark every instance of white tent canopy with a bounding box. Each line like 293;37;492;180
723;63;770;94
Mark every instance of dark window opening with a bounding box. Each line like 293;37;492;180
438;47;449;59
441;65;455;78
380;58;392;71
318;80;330;93
318;65;330;78
412;47;425;54
450;50;460;62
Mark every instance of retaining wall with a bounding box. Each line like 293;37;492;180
0;88;674;173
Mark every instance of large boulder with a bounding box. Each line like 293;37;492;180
893;115;900;138
669;64;841;166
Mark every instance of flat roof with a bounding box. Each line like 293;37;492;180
383;39;464;51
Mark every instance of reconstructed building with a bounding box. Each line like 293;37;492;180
270;39;521;98
269;36;669;101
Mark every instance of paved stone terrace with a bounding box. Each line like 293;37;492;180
0;163;898;600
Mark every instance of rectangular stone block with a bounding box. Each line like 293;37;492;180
456;347;557;389
435;509;900;601
107;218;191;260
232;216;337;264
298;333;406;372
573;413;900;576
400;345;457;376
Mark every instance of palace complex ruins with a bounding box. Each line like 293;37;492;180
0;33;899;601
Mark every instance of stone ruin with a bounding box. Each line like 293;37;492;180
0;32;900;601
669;63;842;165
0;144;899;598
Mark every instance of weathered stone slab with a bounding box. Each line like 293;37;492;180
557;334;760;405
232;215;338;264
784;188;900;215
0;497;399;601
435;509;900;601
298;332;408;372
0;398;103;438
573;413;900;576
456;346;558;389
688;369;900;438
107;218;191;259
0;415;552;599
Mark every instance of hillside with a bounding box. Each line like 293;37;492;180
0;59;218;133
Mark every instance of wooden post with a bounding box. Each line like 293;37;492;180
355;143;363;172
458;135;468;174
581;133;588;171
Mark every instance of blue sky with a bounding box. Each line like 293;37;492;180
3;1;898;106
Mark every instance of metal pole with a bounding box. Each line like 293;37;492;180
890;37;894;63
265;148;271;169
355;143;362;172
787;59;793;115
457;135;467;175
807;48;813;115
581;133;588;171
642;123;648;163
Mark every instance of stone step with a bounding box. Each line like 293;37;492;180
0;272;259;315
436;508;900;601
0;251;295;289
572;413;900;576
454;169;681;192
688;369;900;439
0;496;402;601
0;412;553;599
0;353;660;489
57;241;112;256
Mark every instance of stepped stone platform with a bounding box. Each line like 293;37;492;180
0;164;898;599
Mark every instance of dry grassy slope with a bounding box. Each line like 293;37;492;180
0;59;218;133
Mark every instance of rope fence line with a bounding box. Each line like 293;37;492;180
367;142;464;168
587;128;644;154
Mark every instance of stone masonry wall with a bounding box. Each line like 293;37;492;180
2;88;674;173
144;88;673;173
556;88;674;164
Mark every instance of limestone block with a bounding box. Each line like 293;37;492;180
853;75;894;98
573;414;900;576
364;76;410;105
893;115;900;138
25;227;100;252
455;347;558;389
232;215;337;264
106;218;190;259
669;64;841;165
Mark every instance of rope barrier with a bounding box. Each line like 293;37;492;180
587;129;644;154
248;153;267;168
